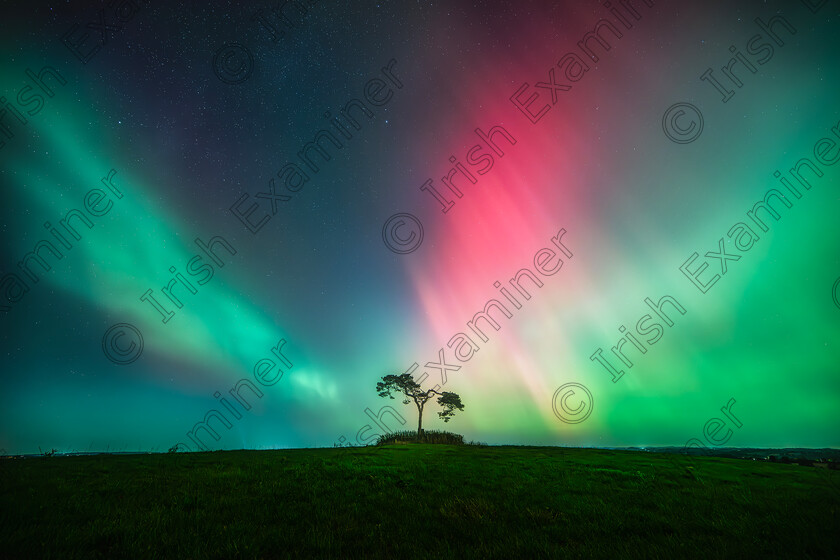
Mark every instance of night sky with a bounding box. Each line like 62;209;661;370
1;0;838;455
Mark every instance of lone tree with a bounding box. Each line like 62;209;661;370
376;373;464;437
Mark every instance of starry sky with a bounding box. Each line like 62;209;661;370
1;0;838;455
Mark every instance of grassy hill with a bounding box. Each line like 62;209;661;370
2;445;838;558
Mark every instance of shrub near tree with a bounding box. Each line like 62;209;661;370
375;430;465;446
376;373;464;440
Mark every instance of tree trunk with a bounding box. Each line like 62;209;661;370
417;402;424;438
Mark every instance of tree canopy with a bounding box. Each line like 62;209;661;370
376;373;464;437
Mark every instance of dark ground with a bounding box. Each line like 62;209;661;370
2;445;838;559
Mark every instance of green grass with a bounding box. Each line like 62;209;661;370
1;445;838;559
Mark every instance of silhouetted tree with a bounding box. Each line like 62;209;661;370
376;373;464;437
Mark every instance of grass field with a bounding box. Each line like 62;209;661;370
2;445;838;559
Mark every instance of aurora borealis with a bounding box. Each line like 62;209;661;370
1;0;838;455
